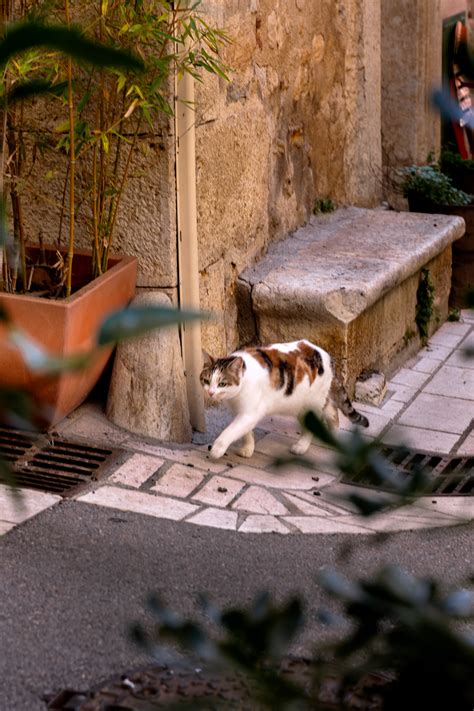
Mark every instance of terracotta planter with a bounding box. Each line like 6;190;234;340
0;246;137;426
407;196;474;307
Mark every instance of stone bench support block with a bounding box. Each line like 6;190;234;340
237;207;465;393
107;290;192;442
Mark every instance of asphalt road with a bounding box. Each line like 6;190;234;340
0;500;472;710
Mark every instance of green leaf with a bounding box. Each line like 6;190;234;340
346;492;393;517
97;305;207;346
0;21;144;73
9;329;92;374
302;410;340;449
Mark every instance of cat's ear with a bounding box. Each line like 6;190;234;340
202;351;215;368
227;356;245;377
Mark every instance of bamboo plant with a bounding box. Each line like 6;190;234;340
1;0;229;297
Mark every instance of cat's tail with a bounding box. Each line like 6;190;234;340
331;379;370;428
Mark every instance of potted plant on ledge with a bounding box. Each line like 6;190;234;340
401;163;474;308
0;1;228;426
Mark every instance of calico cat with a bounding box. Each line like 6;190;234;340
200;339;369;460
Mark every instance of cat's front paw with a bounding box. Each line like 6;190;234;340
209;439;228;460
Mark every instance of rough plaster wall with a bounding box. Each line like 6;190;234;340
18;99;177;290
441;0;467;17
196;0;382;356
381;0;442;172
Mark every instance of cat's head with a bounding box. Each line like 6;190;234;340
200;352;245;401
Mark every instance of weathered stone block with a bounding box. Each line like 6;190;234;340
238;207;465;395
106;290;191;442
355;372;387;406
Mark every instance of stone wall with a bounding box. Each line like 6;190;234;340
381;0;442;172
196;0;382;356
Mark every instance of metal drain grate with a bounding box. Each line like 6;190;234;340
0;427;121;496
342;445;474;496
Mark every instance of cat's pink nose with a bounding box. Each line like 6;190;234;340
208;388;216;397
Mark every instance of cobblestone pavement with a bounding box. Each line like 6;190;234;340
1;312;473;536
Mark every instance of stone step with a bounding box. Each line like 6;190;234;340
237;207;465;393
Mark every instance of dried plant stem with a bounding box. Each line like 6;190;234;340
91;141;101;277
102;121;141;272
65;0;76;298
7;115;27;291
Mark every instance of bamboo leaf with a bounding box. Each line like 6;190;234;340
123;98;138;118
97;306;207;346
9;329;92;374
0;21;144;73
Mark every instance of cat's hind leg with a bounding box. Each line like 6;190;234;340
323;398;339;430
235;431;255;458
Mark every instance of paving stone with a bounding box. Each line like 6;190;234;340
225;464;335;490
187;508;238;531
287;490;356;516
151;464;206;498
191;476;245;507
381;424;459;453
320;483;402;514
239;515;290;534
258;415;302;437
122;441;228;473
0;485;60;524
388;384;418;403
110;454;164;488
254;433;299;457
232;486;289;515
428;330;467;348
411;357;442;374
202;447;273;470
434;321;471;335
353;399;403;419
460;330;474;351
352;510;461;532
416;497;474;520
78;487;198;520
377;397;406;417
282;492;339;517
461;309;474;323
390;368;430;388
339;410;391;437
283;516;371;534
59;411;129;445
0;521;14;535
255;433;337;473
423;365;474;401
398;393;474;434
418;343;453;361
445;349;474;370
456;431;474;455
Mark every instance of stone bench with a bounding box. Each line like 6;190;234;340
237;207;465;394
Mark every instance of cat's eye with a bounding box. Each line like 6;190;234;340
218;382;227;387
203;378;210;385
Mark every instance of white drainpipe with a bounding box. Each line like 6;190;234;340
175;43;206;433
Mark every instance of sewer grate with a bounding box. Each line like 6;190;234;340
342;445;474;496
0;427;121;496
